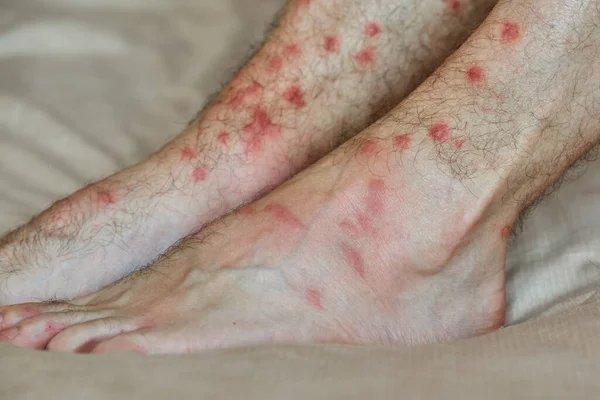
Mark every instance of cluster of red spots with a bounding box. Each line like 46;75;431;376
264;203;305;229
267;56;284;73
428;122;450;142
341;243;366;279
241;105;282;155
501;21;521;44
359;139;378;156
284;43;301;58
192;166;207;183
323;35;340;53
216;130;229;145
466;65;484;85
366;178;385;216
443;0;461;12
180;144;197;160
500;224;511;239
305;288;323;309
225;82;263;111
282;85;306;108
354;46;376;69
97;190;115;205
393;135;411;151
454;139;465;149
364;22;382;38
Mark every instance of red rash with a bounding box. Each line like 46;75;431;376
217;130;229;145
341;243;366;279
180;145;197;160
354;46;376;68
359;139;378;156
238;205;255;215
284;43;301;58
297;0;311;7
428;122;450;142
443;0;461;12
241;105;282;155
339;219;359;236
305;288;323;310
364;22;382;37
323;35;340;53
366;179;385;216
393;135;411;151
454;139;465;149
226;83;262;110
466;65;484;85
268;56;284;73
501;22;521;44
500;225;511;239
264;203;304;229
192;166;207;183
283;85;306;108
97;190;115;205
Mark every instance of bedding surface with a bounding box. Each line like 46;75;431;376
1;1;600;397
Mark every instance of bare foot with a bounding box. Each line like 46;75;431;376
0;0;496;304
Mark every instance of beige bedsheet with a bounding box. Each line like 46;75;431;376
1;0;600;397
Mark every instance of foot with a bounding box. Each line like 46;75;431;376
0;0;497;305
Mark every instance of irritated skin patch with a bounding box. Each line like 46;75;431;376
443;0;461;12
393;135;411;151
192;166;207;183
217;131;229;145
305;288;323;309
323;35;340;53
341;243;366;279
354;46;376;68
428;123;450;142
359;139;378;156
97;190;115;205
501;22;521;44
181;145;197;160
364;22;382;38
241;106;282;155
466;65;484;85
500;224;511;239
264;203;304;229
283;85;306;108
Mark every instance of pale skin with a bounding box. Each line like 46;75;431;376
1;0;600;353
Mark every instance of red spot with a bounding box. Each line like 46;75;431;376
192;166;207;182
97;190;115;205
393;135;411;151
359;139;378;156
225;82;263;110
233;322;238;326
45;321;58;333
217;130;229;145
466;65;484;85
283;85;306;108
500;224;511;239
323;35;340;53
428;122;450;142
454;139;465;149
267;56;284;73
180;145;197;160
264;203;304;229
501;22;521;44
443;0;461;12
341;243;366;279
305;288;323;310
297;0;311;6
238;205;255;215
284;43;301;58
357;213;372;232
364;22;382;37
366;179;385;215
241;105;282;155
339;219;359;236
354;46;376;68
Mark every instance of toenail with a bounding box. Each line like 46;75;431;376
0;327;19;340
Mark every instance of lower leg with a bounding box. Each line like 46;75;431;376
3;0;598;352
0;0;498;304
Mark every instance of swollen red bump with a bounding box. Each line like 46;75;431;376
341;243;366;279
366;179;385;216
323;35;340;53
305;288;323;310
267;56;284;73
443;0;461;12
97;190;115;205
217;130;229;145
192;166;207;183
283;85;306;108
241;105;282;155
466;65;485;85
226;82;263;110
454;139;465;149
428;122;450;142
501;21;521;44
354;46;376;68
500;224;511;239
180;145;197;160
359;139;378;156
393;135;411;151
284;43;301;58
264;203;304;229
364;22;382;38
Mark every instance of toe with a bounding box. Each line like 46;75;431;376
0;303;47;330
90;330;152;354
0;310;110;350
47;317;142;353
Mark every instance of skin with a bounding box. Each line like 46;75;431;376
0;0;498;305
1;0;599;354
